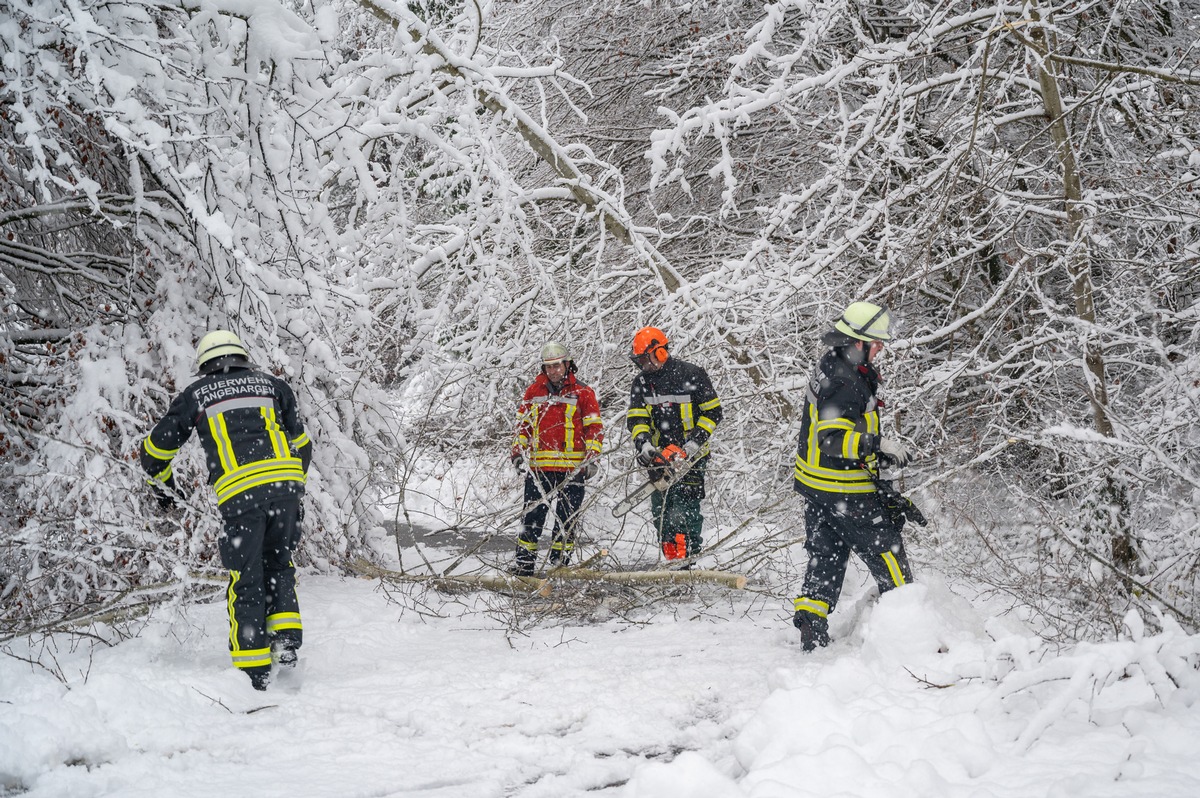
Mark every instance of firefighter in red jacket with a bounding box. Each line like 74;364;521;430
140;331;311;690
510;342;604;575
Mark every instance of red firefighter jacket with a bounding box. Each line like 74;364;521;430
512;373;603;472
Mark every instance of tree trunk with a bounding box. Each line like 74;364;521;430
348;557;747;594
1027;1;1135;572
1027;1;1112;439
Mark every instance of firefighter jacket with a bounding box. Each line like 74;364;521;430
140;366;312;516
793;347;887;496
512;372;603;472
626;356;722;458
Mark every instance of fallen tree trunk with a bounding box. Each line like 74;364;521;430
346;557;747;595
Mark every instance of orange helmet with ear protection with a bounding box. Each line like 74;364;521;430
630;327;669;364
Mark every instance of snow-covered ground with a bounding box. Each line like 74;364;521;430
4;567;1200;797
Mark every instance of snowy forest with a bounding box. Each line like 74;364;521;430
2;0;1200;653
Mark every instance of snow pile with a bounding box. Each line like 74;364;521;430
629;582;1200;797
2;576;1199;797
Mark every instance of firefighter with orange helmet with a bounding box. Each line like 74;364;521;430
510;341;604;575
626;327;722;562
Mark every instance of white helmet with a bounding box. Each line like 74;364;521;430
833;302;891;342
195;330;250;371
540;341;570;365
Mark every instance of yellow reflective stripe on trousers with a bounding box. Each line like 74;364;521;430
231;648;272;669
882;551;907;587
794;597;829;617
227;570;241;651
266;612;303;633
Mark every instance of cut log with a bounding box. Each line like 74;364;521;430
346;557;747;595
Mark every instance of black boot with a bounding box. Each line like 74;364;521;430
246;666;271;691
510;545;536;577
793;611;830;652
272;638;299;670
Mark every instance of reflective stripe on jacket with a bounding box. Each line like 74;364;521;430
626;356;722;456
140;367;311;513
794;348;883;495
512;373;603;472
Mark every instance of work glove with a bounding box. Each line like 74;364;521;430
636;439;666;468
511;453;526;474
149;476;176;512
876;437;913;469
683;439;701;459
581;458;600;480
155;489;176;512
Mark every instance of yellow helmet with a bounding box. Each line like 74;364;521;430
833;302;891;342
195;330;250;371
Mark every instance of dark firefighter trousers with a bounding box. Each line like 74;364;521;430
218;495;304;677
517;470;586;569
794;490;914;621
649;458;707;560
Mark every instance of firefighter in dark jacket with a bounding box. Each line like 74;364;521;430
626;327;722;561
140;330;312;690
792;302;915;651
510;341;604;575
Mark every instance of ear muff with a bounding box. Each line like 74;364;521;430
631;326;670;363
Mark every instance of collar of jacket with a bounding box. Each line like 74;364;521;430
641;355;675;379
827;347;883;391
535;371;576;394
